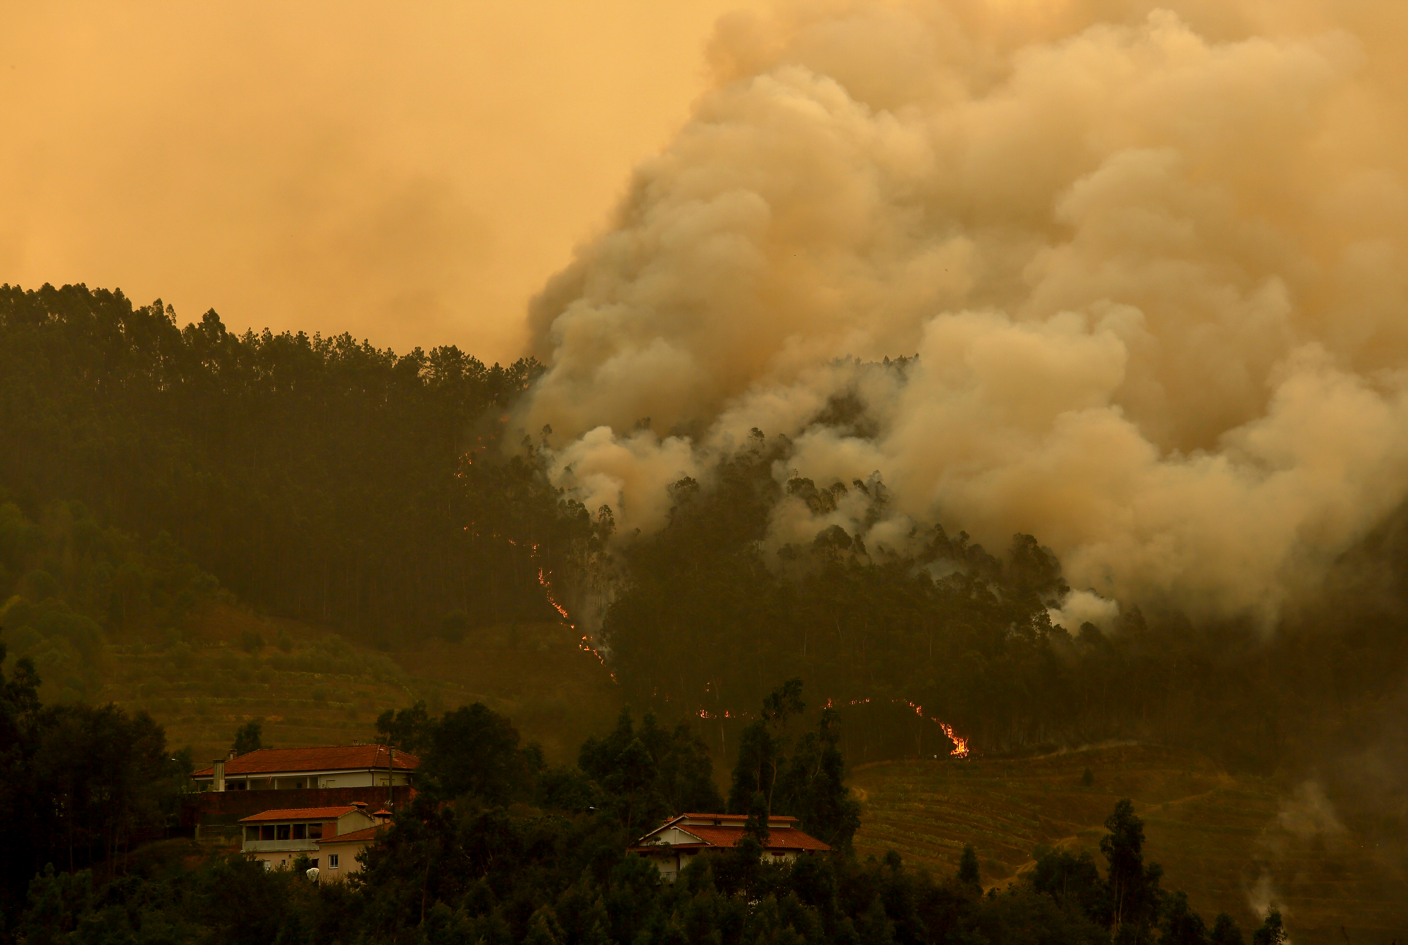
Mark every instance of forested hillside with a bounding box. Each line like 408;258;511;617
0;283;590;645
5;281;1408;787
602;428;1408;782
0;497;227;703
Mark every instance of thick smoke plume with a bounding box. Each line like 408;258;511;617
522;0;1408;625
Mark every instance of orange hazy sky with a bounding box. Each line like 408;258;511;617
0;2;764;362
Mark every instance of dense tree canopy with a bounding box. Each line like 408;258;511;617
598;428;1408;773
0;639;181;922
0;283;585;645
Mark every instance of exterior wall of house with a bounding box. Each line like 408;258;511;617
638;847;799;881
652;826;702;845
248;849;313;872
641;847;684;879
334;811;372;835
315;838;372;881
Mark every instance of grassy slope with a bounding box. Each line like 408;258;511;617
850;744;1408;945
96;604;622;764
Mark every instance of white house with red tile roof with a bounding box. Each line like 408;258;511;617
632;814;830;880
239;804;389;874
192;745;418;792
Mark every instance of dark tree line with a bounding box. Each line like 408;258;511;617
0;639;186;927
0;283;588;646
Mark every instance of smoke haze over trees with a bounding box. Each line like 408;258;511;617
523;0;1408;631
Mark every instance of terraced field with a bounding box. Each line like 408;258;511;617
96;605;622;763
851;744;1408;944
389;624;622;761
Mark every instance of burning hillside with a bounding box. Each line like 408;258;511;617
519;0;1408;632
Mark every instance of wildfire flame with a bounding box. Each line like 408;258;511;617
939;722;970;759
510;543;969;750
720;698;974;760
457;481;617;680
538;568;571;620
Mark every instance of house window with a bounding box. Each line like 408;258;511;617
310;859;318;868
292;824;307;840
263;860;272;871
245;827;260;842
309;823;323;839
329;854;340;869
260;825;275;841
276;824;291;841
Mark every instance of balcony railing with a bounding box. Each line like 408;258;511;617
241;839;320;854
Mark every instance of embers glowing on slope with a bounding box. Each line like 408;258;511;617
695;709;749;720
695;695;971;758
820;697;971;759
538;568;571;620
527;544;615;680
520;539;968;753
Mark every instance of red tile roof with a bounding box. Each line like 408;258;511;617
193;745;420;778
317;825;385;845
671;825;830;852
240;806;360;823
635;815;830;853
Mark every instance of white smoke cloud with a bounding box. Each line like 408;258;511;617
519;0;1408;624
1248;780;1349;926
1048;590;1121;633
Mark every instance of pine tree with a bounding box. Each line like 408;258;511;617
1161;891;1209;945
1251;910;1287;945
958;844;981;890
1100;799;1163;940
232;719;263;756
1209;914;1245;945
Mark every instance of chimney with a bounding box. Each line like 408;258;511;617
213;759;226;793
